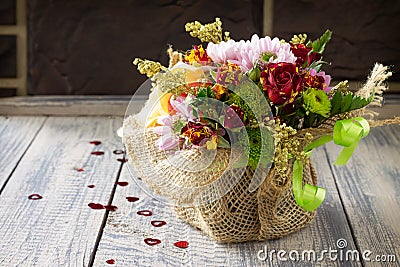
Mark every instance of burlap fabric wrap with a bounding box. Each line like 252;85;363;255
123;115;322;242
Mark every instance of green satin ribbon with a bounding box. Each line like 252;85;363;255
293;159;326;212
332;117;370;165
292;117;370;212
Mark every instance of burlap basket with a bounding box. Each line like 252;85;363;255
123;115;318;242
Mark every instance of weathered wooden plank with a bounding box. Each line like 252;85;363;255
0;95;398;118
0;96;146;116
324;124;400;266
0;116;46;189
94;147;359;266
0;116;124;266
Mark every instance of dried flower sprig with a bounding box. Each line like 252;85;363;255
356;63;392;107
167;46;183;68
185;17;230;44
291;33;308;44
133;58;167;78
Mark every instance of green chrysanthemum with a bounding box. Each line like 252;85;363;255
302;88;331;117
239;126;274;170
228;81;266;124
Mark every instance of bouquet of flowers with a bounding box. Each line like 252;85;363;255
123;18;395;242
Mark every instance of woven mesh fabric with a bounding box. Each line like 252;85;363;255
123;115;320;242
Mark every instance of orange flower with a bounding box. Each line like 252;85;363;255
212;83;228;100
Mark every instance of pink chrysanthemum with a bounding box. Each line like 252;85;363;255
309;68;332;93
206;39;238;64
207;34;296;72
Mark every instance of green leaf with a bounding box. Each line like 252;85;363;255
308;60;329;72
340;93;352;112
217;136;231;148
206;86;215;98
171;119;187;134
248;66;261;83
330;91;342;116
349;93;374;110
311;29;332;54
330;89;375;116
197;88;207;98
349;96;368;110
210;70;217;82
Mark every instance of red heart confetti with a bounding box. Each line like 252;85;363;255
113;149;124;155
28;194;43;200
88;203;105;209
104;205;118;211
151;220;167;227
106;259;115;264
89;141;102;145
87;185;95;188
126;197;139;202
75;168;84;172
91;151;104;156
117;158;128;163
174;241;189;249
137;210;152;216
144;238;161;246
116;181;129;186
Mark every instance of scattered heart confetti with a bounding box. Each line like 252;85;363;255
87;185;95;188
75;168;84;172
117;158;128;163
91;151;104;156
151;220;167;227
126;197;139;202
106;259;115;264
116;181;129;186
28;194;42;200
144;238;161;246
104;205;118;211
174;241;189;249
113;149;124;155
137;210;152;216
88;203;104;209
89;141;102;145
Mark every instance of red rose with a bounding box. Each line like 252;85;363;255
290;43;321;66
260;62;303;105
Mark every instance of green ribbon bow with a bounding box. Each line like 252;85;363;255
292;117;370;212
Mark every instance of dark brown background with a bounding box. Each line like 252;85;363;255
274;0;400;82
1;0;399;95
27;0;263;95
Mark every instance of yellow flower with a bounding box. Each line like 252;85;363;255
146;92;173;128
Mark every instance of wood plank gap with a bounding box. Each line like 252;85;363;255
322;146;366;267
88;161;125;267
0;116;48;195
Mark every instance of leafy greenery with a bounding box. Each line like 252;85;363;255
196;86;215;98
330;90;374;116
307;29;332;54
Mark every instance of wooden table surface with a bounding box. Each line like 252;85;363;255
0;116;398;267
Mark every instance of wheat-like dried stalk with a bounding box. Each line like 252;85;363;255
356;63;392;107
351;63;392;119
